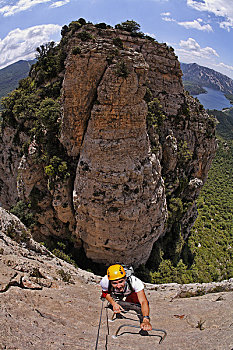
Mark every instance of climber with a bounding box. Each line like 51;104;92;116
100;264;152;331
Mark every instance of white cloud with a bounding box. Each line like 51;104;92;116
219;20;233;32
0;0;71;16
187;0;233;31
218;62;233;72
160;12;171;16
211;62;233;79
162;16;176;22
50;0;70;8
175;36;233;79
161;12;213;31
179;37;200;51
161;13;177;22
0;24;61;69
178;19;213;31
0;0;52;16
176;37;219;62
187;0;230;16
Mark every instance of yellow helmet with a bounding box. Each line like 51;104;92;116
107;264;126;281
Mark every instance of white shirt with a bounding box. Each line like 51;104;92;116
100;275;144;297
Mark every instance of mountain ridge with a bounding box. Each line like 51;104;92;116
0;59;36;109
181;62;233;95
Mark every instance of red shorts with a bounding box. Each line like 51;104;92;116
101;291;140;304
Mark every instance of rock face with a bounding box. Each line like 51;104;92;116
0;126;24;208
0;209;233;350
64;33;167;265
0;22;217;267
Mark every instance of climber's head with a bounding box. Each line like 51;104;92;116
107;264;126;280
107;264;126;292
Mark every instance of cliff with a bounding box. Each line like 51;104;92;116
0;20;217;268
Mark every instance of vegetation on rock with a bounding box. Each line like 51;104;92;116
1;19;231;283
1;27;75;221
138;107;233;283
115;20;141;33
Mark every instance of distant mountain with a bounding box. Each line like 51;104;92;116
181;62;233;95
0;60;36;107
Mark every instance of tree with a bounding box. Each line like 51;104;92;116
115;20;141;33
36;42;55;60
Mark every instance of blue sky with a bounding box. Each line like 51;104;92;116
0;0;233;79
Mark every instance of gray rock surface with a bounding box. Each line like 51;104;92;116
70;40;167;266
0;208;232;350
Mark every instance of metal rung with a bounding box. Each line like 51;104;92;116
114;324;167;344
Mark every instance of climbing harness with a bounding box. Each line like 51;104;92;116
94;300;167;349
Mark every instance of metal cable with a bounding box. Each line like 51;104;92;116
105;306;109;350
94;300;104;350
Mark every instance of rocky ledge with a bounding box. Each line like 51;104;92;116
0;208;232;350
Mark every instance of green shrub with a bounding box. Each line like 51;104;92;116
44;156;70;182
115;61;129;78
146;98;166;130
77;31;93;41
72;47;81;55
113;37;124;49
95;22;107;29
68;21;82;34
177;141;193;163
10;200;36;228
115;20;140;34
61;25;69;37
4;220;31;243
78;18;86;25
